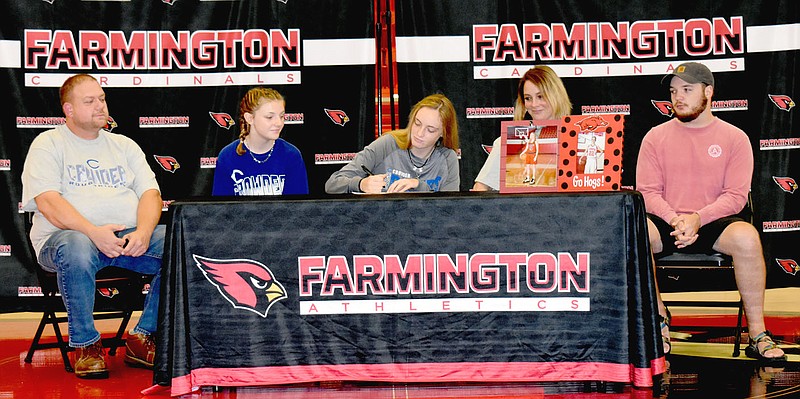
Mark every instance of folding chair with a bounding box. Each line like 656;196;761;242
653;193;755;358
21;212;150;372
655;251;744;357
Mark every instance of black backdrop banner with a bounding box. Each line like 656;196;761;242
0;0;374;311
0;0;798;312
394;1;799;289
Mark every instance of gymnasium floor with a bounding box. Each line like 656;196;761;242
0;288;797;399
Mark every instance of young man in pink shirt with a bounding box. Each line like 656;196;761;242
636;62;786;363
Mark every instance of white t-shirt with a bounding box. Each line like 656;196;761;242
474;136;502;191
21;124;160;256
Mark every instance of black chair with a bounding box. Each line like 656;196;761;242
653;194;755;358
655;251;744;357
22;212;150;372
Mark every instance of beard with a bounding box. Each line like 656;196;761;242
674;96;708;123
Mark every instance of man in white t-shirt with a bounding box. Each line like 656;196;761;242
21;74;165;378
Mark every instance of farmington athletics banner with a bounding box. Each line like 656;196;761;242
153;193;665;395
0;0;374;311
394;1;799;289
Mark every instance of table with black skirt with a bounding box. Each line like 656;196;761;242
150;190;666;396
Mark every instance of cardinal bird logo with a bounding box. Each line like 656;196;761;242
209;112;235;129
651;100;674;117
575;116;608;131
153;155;180;173
768;94;795;112
193;255;287;317
324;109;350;126
773;176;798;193
776;259;799;275
97;287;119;298
105;116;118;131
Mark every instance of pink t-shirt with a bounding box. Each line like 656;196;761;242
635;117;752;226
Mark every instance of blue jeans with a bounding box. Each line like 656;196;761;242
37;225;165;348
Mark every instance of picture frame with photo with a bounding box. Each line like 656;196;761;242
499;114;624;193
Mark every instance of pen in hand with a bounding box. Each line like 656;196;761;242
361;164;373;176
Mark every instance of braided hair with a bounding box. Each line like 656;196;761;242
235;87;285;155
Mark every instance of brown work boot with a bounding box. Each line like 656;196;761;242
124;332;155;369
74;341;108;379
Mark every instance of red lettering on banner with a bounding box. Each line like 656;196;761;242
630;21;657;58
298;256;325;296
528;253;557;293
436;253;468;293
159;31;190;69
599;22;629;59
522;23;551;59
470;253;499;293
552;23;586;59
493;24;523;62
560;253;590;293
321;256;354;295
658;20;684;57
499;253;526;293
300;252;590;298
714;17;744;54
385;255;424;295
270;29;300;67
353;255;384;294
80;31;108;68
25;30;51;68
243;30;270;67
472;17;743;62
473;25;498;62
24;29;301;69
424;254;436;292
684;18;713;56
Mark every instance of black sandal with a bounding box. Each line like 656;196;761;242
745;330;787;363
660;308;672;355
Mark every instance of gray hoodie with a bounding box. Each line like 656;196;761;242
325;134;460;193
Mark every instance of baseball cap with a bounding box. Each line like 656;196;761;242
661;62;714;86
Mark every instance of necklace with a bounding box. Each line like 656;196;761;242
407;148;435;174
247;144;275;164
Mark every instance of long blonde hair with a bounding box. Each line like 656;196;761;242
513;66;571;121
388;93;459;151
236;87;285;155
